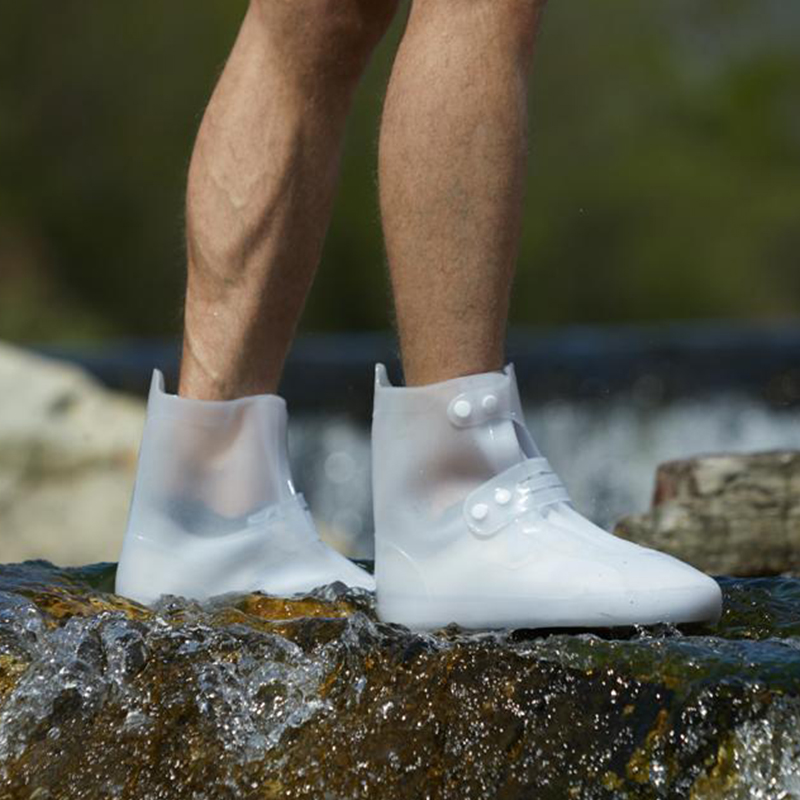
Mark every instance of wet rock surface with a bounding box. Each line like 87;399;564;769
615;450;800;576
0;563;798;798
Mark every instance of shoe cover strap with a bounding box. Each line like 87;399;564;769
445;381;541;458
463;457;572;538
446;386;524;430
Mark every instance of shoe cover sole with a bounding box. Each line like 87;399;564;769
376;585;723;631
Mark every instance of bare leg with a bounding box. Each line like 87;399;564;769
181;0;398;400
379;0;545;386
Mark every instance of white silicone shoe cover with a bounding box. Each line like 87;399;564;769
115;370;374;605
371;364;722;630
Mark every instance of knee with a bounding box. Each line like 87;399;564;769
250;0;399;80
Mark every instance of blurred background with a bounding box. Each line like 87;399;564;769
1;0;799;566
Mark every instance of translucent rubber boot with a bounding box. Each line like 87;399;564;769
371;364;722;630
115;371;374;605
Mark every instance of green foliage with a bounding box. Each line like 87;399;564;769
0;0;798;342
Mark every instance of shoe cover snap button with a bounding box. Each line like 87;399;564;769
470;503;489;521
494;487;512;505
453;399;473;419
482;394;498;413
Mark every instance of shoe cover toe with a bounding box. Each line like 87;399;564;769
622;550;723;624
334;556;376;592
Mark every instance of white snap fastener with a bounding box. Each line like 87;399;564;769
482;394;498;413
453;399;472;419
470;503;489;521
494;488;512;505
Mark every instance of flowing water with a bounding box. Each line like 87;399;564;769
0;561;798;798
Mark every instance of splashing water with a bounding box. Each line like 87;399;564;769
0;561;798;798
